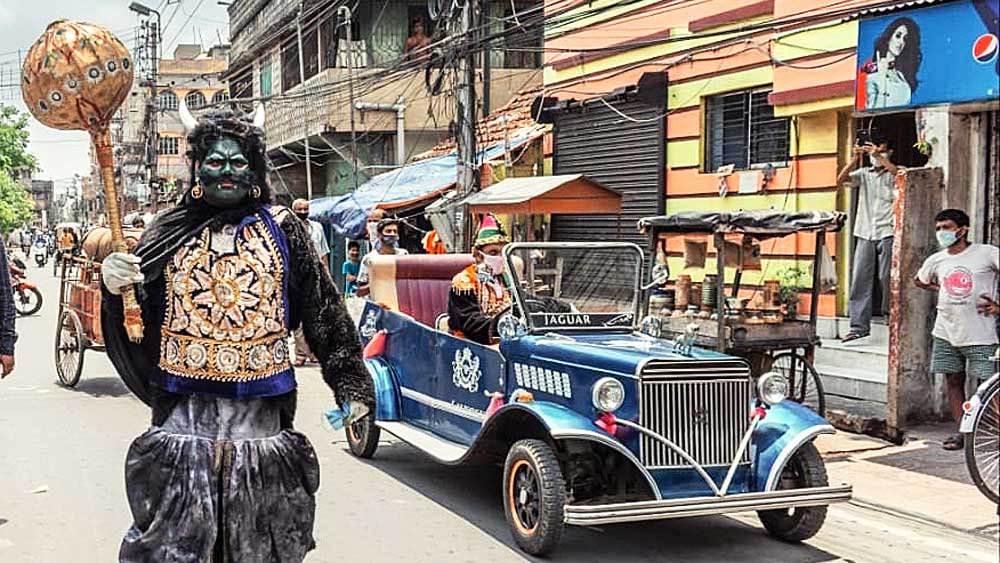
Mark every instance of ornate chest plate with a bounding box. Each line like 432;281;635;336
160;220;290;382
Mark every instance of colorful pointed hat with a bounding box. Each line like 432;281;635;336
473;214;510;248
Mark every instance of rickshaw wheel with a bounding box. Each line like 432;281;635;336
503;439;565;556
55;309;85;387
771;352;825;417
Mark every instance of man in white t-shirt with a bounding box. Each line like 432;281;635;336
915;209;999;450
356;217;408;298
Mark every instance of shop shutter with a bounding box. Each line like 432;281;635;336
551;96;664;250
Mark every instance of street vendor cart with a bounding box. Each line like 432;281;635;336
639;210;846;416
53;226;143;387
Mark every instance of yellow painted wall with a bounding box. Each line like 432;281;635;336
773;21;857;61
664;190;837;215
668;66;774;110
791;111;839;156
667;139;700;168
666;256;815;286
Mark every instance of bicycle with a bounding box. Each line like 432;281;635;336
961;361;999;505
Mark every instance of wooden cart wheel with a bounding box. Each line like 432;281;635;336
770;352;825;417
55;309;86;387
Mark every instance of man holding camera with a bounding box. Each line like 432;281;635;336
837;137;899;342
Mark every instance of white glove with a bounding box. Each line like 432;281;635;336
344;400;370;425
102;252;143;295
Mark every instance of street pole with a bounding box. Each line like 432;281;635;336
456;0;479;248
338;5;359;191
148;15;160;212
296;1;314;200
481;0;491;119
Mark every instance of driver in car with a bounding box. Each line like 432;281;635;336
448;215;512;344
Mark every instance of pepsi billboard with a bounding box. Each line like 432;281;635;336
856;0;999;111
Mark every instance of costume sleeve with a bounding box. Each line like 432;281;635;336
0;241;17;356
448;287;496;345
282;215;374;410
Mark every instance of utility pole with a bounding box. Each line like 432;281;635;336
129;2;161;211
296;1;314;200
148;16;160;212
481;0;491;119
455;0;479;248
338;5;360;191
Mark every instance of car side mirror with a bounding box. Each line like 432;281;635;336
497;314;528;339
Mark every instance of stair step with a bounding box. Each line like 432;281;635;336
815;317;889;344
816;364;887;403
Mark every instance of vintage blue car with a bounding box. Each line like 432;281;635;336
346;242;852;556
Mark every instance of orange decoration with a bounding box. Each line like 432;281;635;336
21;20;143;342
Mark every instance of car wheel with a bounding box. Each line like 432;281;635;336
503;439;566;556
346;415;380;459
758;442;828;542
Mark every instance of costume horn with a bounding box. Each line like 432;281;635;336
178;97;198;134
252;102;266;129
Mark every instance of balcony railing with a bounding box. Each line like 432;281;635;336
263;66;540;149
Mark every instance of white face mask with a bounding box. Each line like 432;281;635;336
483;254;505;276
366;222;379;242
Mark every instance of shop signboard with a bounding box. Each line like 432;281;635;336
856;0;999;112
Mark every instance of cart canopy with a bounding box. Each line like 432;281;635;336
462;174;620;215
638;210;845;238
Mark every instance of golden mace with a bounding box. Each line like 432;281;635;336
21;20;144;342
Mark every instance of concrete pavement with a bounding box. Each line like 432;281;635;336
0;262;997;562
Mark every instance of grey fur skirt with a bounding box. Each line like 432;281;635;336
119;396;320;563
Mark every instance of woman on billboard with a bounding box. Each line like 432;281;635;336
860;17;923;109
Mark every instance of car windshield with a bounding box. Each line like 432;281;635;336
506;244;642;331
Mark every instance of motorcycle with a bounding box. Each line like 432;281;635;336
32;239;48;267
9;261;43;316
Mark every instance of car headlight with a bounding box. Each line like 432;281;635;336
757;371;789;406
592;377;625;412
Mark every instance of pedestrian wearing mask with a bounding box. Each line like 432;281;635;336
915;209;999;450
355;217;408;298
837;137;899;342
291;198;330;365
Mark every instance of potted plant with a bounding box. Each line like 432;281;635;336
776;267;808;319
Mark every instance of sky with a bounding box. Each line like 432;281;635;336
0;0;229;193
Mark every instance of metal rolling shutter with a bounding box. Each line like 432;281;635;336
551;96;664;249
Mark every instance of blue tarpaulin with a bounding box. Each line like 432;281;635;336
309;127;544;238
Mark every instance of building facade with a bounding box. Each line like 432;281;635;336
538;0;998;430
224;0;544;202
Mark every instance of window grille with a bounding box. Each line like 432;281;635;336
705;89;789;172
158;137;179;155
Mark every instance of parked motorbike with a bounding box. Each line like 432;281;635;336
32;240;48;267
9;262;43;316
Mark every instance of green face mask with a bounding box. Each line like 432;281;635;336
197;136;254;208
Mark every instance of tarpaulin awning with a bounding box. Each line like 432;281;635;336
309;125;546;238
462;174;620;215
638;210;846;238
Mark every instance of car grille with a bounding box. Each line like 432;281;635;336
638;359;753;469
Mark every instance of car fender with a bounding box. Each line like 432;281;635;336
482;401;661;500
752;400;835;492
364;358;401;421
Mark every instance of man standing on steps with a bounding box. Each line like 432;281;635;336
837;136;899;342
915;209;999;450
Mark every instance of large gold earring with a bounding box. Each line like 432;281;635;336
251;186;261;199
191;184;203;199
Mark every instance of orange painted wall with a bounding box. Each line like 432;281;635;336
667;157;839;194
